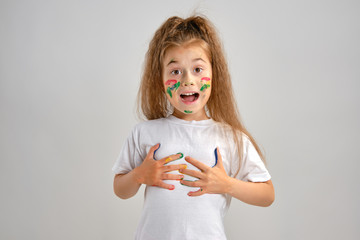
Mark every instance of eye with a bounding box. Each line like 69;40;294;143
171;69;182;75
194;67;203;73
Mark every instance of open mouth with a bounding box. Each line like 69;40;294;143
180;92;199;104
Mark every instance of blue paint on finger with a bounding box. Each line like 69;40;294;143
212;147;218;167
153;143;161;160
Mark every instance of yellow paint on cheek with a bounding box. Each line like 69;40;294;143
200;77;211;91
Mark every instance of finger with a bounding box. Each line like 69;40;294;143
153;143;161;160
163;164;188;173
213;147;224;168
179;180;195;187
184;156;210;172
155;181;175;190
161;173;184;181
179;168;204;179
180;179;202;188
159;152;184;165
187;188;205;197
162;164;187;173
146;143;160;160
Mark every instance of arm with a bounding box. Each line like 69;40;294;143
225;178;274;207
113;168;142;199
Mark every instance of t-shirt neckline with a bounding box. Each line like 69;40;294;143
167;114;214;126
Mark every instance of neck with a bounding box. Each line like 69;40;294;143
172;109;210;121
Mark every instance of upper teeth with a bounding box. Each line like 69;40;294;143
182;93;196;96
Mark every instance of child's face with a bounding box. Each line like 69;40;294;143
162;44;212;119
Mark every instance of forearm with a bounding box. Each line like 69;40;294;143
113;168;142;199
225;178;275;207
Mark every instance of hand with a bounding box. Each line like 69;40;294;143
179;148;231;196
134;143;187;190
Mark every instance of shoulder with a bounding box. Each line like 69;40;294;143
131;118;169;134
133;118;164;128
212;120;249;139
211;121;254;153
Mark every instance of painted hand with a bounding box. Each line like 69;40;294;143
179;148;231;196
135;144;187;190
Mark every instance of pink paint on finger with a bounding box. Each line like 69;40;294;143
165;79;178;85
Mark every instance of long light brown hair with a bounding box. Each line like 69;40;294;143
137;15;266;176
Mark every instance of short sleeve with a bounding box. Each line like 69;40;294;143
112;127;144;175
234;135;271;182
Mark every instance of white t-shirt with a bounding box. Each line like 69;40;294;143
112;115;271;240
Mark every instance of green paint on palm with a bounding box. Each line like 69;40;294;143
184;110;193;113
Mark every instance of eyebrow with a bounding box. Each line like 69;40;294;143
193;58;206;63
167;59;177;66
166;58;206;66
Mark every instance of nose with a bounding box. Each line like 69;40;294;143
182;81;195;87
181;72;195;87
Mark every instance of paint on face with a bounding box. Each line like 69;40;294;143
167;87;173;98
165;79;180;98
165;79;178;86
184;110;193;114
200;77;211;92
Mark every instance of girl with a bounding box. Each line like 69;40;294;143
113;15;274;240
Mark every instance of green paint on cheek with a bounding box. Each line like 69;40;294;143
166;82;180;98
200;83;211;91
167;87;172;98
174;81;180;90
184;110;193;114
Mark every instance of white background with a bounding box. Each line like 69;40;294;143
1;0;359;239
